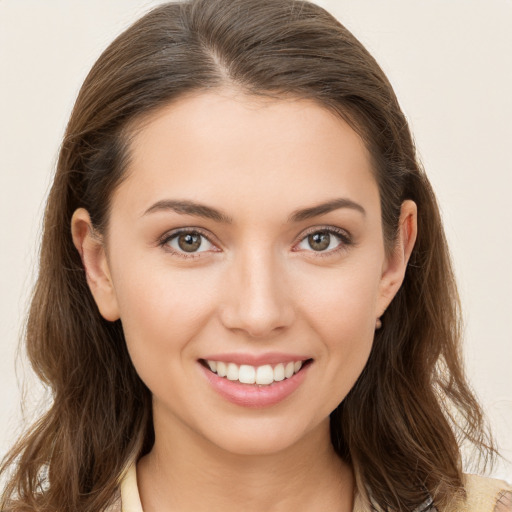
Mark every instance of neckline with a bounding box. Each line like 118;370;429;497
119;460;368;512
120;462;143;512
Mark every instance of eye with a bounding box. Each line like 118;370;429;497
161;229;217;258
295;228;351;255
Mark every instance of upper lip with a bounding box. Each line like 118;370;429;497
200;352;312;366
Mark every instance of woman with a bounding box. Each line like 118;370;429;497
1;0;510;510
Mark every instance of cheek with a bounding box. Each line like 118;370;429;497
296;256;382;333
110;254;219;362
295;258;381;392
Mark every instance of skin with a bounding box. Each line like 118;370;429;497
72;89;417;512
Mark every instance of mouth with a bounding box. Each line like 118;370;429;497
199;358;313;386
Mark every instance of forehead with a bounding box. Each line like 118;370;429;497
114;89;379;222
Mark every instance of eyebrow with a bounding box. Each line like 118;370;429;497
142;197;366;223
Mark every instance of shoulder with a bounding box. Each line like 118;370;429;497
443;474;512;512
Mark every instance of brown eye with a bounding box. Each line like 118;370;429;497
177;233;202;252
164;230;215;255
296;228;350;254
307;232;331;251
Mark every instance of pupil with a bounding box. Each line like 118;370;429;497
178;233;201;252
309;232;330;251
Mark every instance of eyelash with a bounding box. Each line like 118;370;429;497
158;226;353;260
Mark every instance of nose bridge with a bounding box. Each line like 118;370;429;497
220;242;294;338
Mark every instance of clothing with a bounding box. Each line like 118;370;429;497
110;461;511;511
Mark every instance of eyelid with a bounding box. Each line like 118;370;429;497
292;225;353;256
158;225;353;259
158;227;221;259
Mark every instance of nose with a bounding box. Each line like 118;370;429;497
219;247;295;339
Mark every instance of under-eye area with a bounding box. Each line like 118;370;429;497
199;358;314;386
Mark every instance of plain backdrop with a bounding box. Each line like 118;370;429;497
1;0;511;481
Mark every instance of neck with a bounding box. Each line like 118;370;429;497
137;416;354;512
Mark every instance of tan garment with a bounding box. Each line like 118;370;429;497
443;474;512;512
113;462;511;511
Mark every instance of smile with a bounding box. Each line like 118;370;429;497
202;359;307;386
199;357;313;408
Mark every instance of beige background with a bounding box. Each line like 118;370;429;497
1;1;511;480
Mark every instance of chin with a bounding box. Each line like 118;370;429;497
199;415;329;458
211;433;302;457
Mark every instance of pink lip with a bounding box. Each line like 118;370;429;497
200;352;310;366
199;360;311;408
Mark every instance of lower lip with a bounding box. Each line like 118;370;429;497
199;362;310;408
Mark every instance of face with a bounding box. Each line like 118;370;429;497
73;89;415;457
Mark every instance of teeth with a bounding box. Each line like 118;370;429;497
255;365;274;385
274;363;285;381
226;363;239;381
285;362;295;378
205;359;306;385
217;361;227;377
239;365;255;384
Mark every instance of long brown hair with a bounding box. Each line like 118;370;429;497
1;0;495;510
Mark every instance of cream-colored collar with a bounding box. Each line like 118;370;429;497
118;461;511;512
119;460;372;512
120;462;143;512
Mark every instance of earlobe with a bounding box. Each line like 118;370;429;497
377;200;418;316
71;208;120;321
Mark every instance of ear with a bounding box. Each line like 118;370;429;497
71;208;120;321
376;200;418;317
